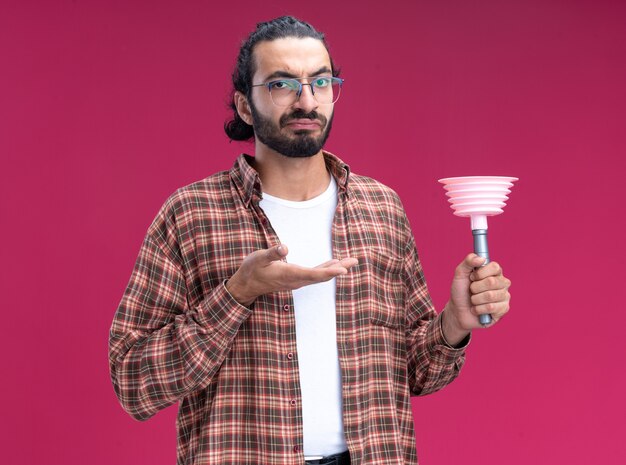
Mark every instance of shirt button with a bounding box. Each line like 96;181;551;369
290;399;297;406
286;352;294;360
293;446;300;453
283;304;290;311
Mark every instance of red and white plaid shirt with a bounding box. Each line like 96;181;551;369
109;152;468;465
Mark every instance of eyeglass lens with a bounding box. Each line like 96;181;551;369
269;78;341;106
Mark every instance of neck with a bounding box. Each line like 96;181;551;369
251;144;330;201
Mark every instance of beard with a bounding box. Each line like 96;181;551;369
249;101;334;158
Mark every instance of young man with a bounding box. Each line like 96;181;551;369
109;16;511;465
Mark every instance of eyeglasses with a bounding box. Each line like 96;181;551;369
251;76;344;107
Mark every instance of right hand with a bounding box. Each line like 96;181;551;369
225;244;359;306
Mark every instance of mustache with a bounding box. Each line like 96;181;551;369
280;110;327;127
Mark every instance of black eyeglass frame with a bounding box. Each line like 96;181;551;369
250;76;344;106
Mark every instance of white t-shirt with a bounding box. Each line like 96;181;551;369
259;176;347;456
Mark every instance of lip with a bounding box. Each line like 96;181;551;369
284;119;322;130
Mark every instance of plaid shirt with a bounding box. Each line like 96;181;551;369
109;152;468;465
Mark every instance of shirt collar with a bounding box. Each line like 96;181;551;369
231;151;351;208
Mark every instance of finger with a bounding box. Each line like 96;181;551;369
471;261;503;281
470;275;511;294
315;257;359;270
316;259;340;268
337;257;359;269
283;263;351;287
260;244;289;265
455;253;487;280
470;288;510;306
472;301;509;320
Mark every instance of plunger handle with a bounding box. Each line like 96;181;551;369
472;229;492;325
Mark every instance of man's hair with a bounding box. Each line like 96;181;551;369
224;16;339;141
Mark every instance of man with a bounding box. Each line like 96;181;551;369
109;16;511;465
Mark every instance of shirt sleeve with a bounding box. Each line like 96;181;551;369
402;228;470;396
108;220;252;421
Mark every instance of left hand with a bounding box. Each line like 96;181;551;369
442;254;512;343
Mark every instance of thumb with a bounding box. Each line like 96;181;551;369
262;244;288;264
454;253;486;279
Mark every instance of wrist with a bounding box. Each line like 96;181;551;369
442;303;471;347
225;276;255;307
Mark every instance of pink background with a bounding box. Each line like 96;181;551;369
2;1;625;464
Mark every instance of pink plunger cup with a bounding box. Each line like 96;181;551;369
438;176;518;325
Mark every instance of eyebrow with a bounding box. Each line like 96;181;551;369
263;66;332;82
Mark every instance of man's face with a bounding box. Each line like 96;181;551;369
248;37;335;158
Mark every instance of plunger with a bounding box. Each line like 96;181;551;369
438;176;518;325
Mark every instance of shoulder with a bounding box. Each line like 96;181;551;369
147;169;233;238
336;168;418;261
164;169;234;217
165;170;233;212
347;172;412;250
348;172;404;211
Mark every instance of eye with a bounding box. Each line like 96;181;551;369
269;79;299;91
313;77;332;88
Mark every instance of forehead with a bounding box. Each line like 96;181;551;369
252;37;332;81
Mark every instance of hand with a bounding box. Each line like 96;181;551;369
225;244;359;306
442;254;512;344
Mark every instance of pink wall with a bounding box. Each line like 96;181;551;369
2;1;624;464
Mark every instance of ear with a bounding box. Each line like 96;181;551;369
234;91;253;126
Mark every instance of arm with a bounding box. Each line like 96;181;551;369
403;240;512;395
403;233;470;396
109;223;358;421
108;231;252;421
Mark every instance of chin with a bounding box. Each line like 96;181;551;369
292;129;321;136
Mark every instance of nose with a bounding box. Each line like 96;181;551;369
293;83;319;113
